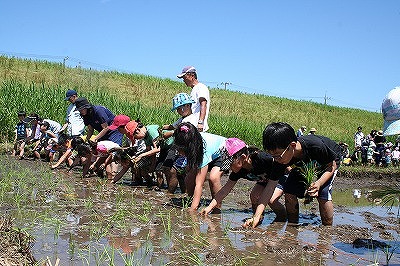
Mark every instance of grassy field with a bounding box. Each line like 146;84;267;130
0;55;383;149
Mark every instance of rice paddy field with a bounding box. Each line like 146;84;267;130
0;56;399;265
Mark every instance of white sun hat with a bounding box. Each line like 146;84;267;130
382;87;400;136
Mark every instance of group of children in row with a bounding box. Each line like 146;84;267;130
11;89;343;228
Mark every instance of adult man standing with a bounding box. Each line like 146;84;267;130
354;126;364;148
60;89;85;137
177;66;210;132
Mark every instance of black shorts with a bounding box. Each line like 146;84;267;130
207;156;223;172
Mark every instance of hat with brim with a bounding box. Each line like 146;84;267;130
171;93;196;111
219;138;247;171
109;114;131;130
125;120;139;135
75;97;92;111
65;89;77;101
382;87;400;136
177;66;196;78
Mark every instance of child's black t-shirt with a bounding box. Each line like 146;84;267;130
292;135;342;167
228;151;286;182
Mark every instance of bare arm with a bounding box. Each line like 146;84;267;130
307;161;337;197
197;97;207;132
243;180;278;228
190;166;208;211
200;179;237;215
51;149;72;169
86;125;94;141
112;165;130;183
93;122;110;142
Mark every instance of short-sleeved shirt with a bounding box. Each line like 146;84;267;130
82;105;123;145
200;132;226;168
191;82;210;132
96;140;120;157
229;151;286;182
43;119;62;136
16;121;27;140
143;125;174;150
66;104;85;136
172;113;199;128
354;131;364;147
290;135;342;175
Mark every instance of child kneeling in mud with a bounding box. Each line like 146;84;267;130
263;122;342;226
200;138;287;228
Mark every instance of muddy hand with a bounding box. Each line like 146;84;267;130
307;181;320;197
199;207;211;216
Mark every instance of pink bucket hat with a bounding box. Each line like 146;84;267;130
219;138;247;171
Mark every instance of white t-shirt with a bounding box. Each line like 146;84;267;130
172;113;199;129
43;119;62;136
354;131;364;147
191;82;210;132
66;104;85;136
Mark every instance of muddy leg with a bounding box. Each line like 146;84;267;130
208;167;222;207
317;198;333;226
250;184;263;213
284;193;299;224
184;169;197;197
165;167;178;193
269;187;287;222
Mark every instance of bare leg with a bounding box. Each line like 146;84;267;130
318;198;333;226
165;167;179;194
284;193;299;224
208;167;222;198
268;187;287;222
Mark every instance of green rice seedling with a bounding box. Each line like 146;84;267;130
299;161;320;204
68;232;76;257
369;187;400;219
84;197;94;209
233;252;261;266
118;249;135;266
157;208;173;238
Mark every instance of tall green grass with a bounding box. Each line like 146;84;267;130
0;55;383;149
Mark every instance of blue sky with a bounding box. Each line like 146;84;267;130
1;1;399;112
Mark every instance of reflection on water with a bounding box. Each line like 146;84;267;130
0;156;399;265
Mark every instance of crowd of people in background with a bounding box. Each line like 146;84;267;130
9;65;378;228
341;126;399;167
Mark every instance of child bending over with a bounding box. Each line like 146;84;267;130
200;138;287;228
263;122;342;226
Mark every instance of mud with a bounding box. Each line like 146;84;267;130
0;155;399;265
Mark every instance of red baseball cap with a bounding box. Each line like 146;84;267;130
125;120;139;135
109;114;131;130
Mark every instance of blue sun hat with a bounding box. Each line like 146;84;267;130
171;93;195;111
382;87;400;136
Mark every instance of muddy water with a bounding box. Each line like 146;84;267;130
0;156;399;265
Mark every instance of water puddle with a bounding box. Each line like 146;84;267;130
0;156;398;265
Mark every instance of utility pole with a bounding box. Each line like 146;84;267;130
221;82;231;90
63;56;69;68
324;91;331;105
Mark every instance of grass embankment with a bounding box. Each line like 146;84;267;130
0;55;382;149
